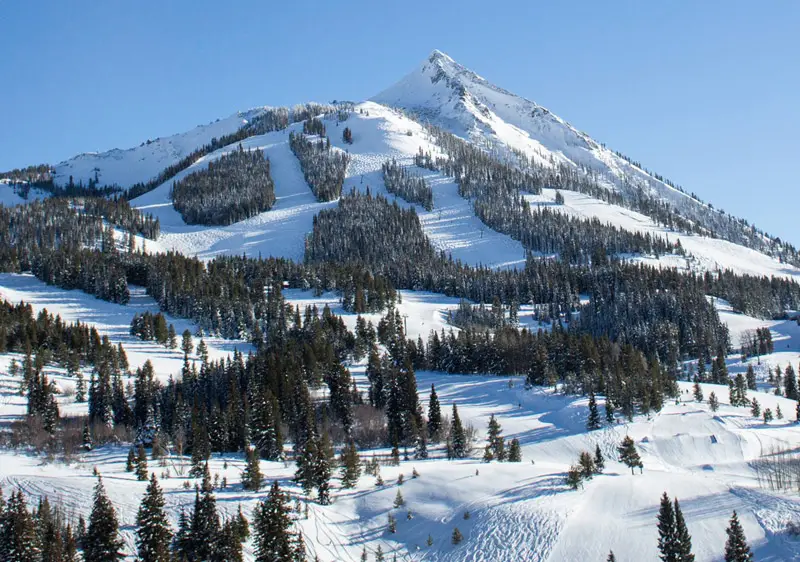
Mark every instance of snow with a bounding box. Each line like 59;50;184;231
53;108;270;189
0;273;252;381
132;102;527;269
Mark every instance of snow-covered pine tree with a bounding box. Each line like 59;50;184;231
241;447;264;492
135;474;173;562
84;475;125;561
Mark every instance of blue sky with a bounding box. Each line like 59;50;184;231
1;1;798;243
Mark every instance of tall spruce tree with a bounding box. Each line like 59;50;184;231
673;498;695;562
0;490;40;561
587;391;602;430
657;492;678;562
242;447;264;492
724;511;753;562
449;404;468;459
618;436;643;474
253;481;301;562
427;385;442;440
486;414;505;461
84;475;124;561
136;474;173;562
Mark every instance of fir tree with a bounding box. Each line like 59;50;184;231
578;451;596;479
84;475;124;561
0;490;40;561
618;436;643;475
393;489;405;508
708;392;719;413
566;465;583;490
587;391;602;430
692;382;703;402
657;492;677;562
745;365;757;391
188;469;221;561
242;447;264;492
724;511;753;562
427;384;442;440
449;404;468;459
126;448;136;472
136;474;173;562
486;414;505;461
607;551;616;562
507;438;522;462
593;444;605;473
451;527;463;545
339;441;361;489
763;408;774;423
785;364;798;400
750;398;761;418
135;444;149;481
253;481;300;562
673;498;695;562
605;398;615;424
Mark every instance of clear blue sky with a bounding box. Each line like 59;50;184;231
1;1;798;244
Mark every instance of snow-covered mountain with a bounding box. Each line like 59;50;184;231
52;107;269;188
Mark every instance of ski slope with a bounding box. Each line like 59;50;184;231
52;108;270;189
132;102;528;269
525;188;800;280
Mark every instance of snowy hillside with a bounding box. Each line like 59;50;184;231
52;108;269;188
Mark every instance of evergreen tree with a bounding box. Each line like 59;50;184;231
507;438;522;462
605;398;615;424
84;475;124;561
0;490;40;561
578;451;596;479
750;398;761;418
745;365;757;391
708;392;719;413
486;414;505;461
126;448;136;473
242;447;264;492
785;364;798;400
451;527;463;545
253;481;302;562
607;551;616;562
618;436;643;475
188;469;221;561
587;391;602;430
673;498;695;562
136;474;173;562
449;404;468;459
763;408;774;423
393;489;405;508
566;465;583;490
724;511;753;562
657;492;677;562
135;444;149;481
692;382;703;402
339;442;361;489
593;444;605;473
427;384;442;440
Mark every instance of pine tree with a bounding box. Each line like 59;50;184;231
136;474;173;562
0;490;40;561
657;492;677;562
507;438;522;462
339;441;361;488
777;404;784;420
449;404;468;459
427;384;442;440
692;382;703;402
84;475;124;561
763;408;774;423
607;551;617;562
566;465;583;490
486;414;505;461
594;444;605;473
750;398;761;418
136;444;149;481
253;481;299;562
605;396;615;423
393;489;405;508
587;391;602;430
673;498;695;562
745;365;757;391
242;447;264;491
708;391;719;413
451;527;463;545
126;448;136;472
578;451;596;479
618;436;643;475
724;511;753;562
785;364;798;400
189;469;221;561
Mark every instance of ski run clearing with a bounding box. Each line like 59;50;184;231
2;273;800;560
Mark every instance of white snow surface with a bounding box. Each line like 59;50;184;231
52;108;270;189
